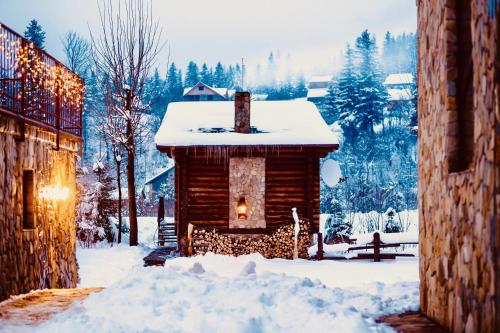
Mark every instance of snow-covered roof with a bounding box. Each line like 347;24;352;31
307;88;328;99
383;73;413;86
387;88;413;101
308;75;333;83
144;165;175;185
155;101;339;148
183;82;228;98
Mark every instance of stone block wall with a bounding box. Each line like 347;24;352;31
229;157;266;228
417;0;499;331
0;117;79;301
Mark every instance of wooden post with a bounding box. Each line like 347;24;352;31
317;232;323;260
305;152;314;224
373;232;381;262
179;153;189;255
157;196;165;246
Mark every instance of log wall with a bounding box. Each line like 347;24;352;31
0;116;79;301
417;0;499;331
174;148;324;256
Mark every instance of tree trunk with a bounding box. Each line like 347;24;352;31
116;159;122;243
126;119;138;246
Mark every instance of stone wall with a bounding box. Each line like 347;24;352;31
192;219;310;259
417;0;499;331
0;116;79;301
229;157;266;228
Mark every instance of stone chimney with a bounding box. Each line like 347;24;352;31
234;92;251;133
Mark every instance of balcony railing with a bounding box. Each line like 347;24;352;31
0;22;83;138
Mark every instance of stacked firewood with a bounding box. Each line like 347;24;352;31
192;220;310;259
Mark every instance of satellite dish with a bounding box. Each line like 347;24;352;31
321;159;342;188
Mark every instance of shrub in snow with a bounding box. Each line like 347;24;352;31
384;208;402;233
76;159;117;246
93;162;117;242
324;198;352;244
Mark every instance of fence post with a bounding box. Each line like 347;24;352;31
317;232;324;260
373;232;381;262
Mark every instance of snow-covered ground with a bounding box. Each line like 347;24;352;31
5;253;418;333
2;216;420;333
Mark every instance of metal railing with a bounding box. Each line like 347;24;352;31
0;22;83;138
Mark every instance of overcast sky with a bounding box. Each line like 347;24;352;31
1;0;417;79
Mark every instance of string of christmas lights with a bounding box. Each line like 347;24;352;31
0;23;84;135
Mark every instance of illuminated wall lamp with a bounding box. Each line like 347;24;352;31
39;185;71;201
237;197;247;220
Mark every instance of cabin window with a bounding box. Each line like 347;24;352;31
198;86;204;91
22;170;35;229
449;0;474;172
207;95;214;101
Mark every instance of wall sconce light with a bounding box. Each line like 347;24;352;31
237;197;247;220
39;185;71;201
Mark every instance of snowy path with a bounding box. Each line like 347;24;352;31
2;250;419;333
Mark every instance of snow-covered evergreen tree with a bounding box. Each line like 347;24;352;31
324;196;352;243
185;61;200;87
200;63;213;86
226;65;236;89
321;82;338;125
354;30;387;134
143;68;167;130
166;63;184;103
92;159;117;243
336;44;359;143
213;62;226;87
292;74;308;99
24;19;46;49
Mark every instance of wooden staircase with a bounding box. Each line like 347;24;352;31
158;220;177;246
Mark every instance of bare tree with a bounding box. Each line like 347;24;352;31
62;31;91;78
90;0;163;246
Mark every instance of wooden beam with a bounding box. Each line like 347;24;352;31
305;151;314;226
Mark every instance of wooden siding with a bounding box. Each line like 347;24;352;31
174;148;324;242
186;157;229;227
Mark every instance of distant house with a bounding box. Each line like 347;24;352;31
306;75;332;104
383;73;414;111
183;82;230;101
383;73;414;89
143;165;175;217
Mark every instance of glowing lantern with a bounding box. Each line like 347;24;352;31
237;197;247;220
39;185;71;201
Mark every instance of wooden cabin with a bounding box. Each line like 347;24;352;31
155;92;338;257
